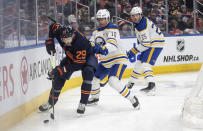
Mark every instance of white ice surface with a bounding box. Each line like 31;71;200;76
8;72;203;131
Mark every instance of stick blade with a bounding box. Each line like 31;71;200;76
50;113;54;120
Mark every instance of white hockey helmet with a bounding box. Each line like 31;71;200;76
96;9;110;19
130;6;142;15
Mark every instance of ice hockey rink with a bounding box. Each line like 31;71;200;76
8;72;202;131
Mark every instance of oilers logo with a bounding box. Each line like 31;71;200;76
95;37;106;46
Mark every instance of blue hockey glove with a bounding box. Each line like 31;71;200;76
126;50;135;59
93;44;108;55
128;53;136;63
92;44;100;54
126;42;139;63
100;46;108;55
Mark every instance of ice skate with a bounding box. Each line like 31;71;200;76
87;97;99;105
130;96;140;110
126;82;135;89
39;102;52;112
140;82;156;95
77;103;86;114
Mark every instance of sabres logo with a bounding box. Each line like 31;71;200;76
95;37;106;46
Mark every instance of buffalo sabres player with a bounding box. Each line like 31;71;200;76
126;7;165;94
38;23;98;114
87;9;140;109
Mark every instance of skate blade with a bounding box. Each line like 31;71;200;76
140;89;156;96
134;104;140;110
86;102;98;106
38;109;50;113
75;113;84;118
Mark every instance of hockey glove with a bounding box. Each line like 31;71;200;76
45;39;56;55
93;44;108;55
49;23;61;38
126;50;135;59
100;46;108;55
47;69;59;80
127;47;140;57
47;66;62;80
47;70;54;80
127;51;136;63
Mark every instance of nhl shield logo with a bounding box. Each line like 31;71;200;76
176;39;185;52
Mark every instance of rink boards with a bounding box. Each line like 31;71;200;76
0;35;203;130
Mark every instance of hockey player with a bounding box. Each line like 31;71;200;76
87;9;140;109
39;23;98;114
126;7;165;94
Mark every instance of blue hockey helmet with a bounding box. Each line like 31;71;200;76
60;25;74;38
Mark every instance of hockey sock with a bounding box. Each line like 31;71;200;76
80;82;92;104
48;78;65;105
109;76;134;100
80;66;94;104
90;77;100;98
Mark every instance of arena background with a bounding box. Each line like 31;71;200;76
0;0;203;130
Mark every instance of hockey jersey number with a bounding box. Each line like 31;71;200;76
76;50;86;59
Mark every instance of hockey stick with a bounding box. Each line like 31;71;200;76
43;52;55;123
50;51;55;120
47;16;56;23
43;16;57;122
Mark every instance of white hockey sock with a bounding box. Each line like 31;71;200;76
109;76;134;100
90;77;100;99
129;60;143;83
142;63;155;83
120;85;135;100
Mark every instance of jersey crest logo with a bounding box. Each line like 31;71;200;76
95;36;106;46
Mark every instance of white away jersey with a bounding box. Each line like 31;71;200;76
134;17;165;48
90;23;128;68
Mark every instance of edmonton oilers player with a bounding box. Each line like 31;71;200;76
39;24;98;114
126;7;165;94
87;9;140;109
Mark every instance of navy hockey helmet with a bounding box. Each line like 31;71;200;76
60;25;74;38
